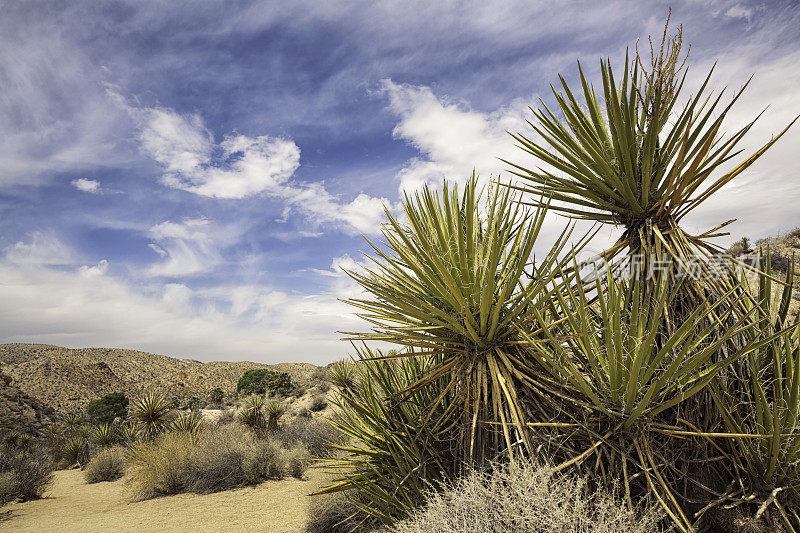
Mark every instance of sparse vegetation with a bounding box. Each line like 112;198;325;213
209;387;224;404
126;424;308;500
238;394;267;430
0;441;54;504
84;446;125;483
130;393;172;440
278;417;344;458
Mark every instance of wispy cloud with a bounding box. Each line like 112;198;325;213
71;178;101;193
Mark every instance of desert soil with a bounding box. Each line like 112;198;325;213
1;468;328;532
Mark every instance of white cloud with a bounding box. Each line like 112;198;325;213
71;178;100;193
381;79;530;193
127;101;392;234
0;235;359;364
146;218;222;278
4;232;74;266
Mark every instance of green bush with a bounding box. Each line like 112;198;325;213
86;392;129;423
84;447;125;483
236;369;295;396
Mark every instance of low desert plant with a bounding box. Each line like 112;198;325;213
130;393;172;440
126;424;307;500
265;400;285;432
84;446;125;483
91;421;118;447
328;359;357;391
390;461;664;533
62;436;90;467
209;388;224;404
278;417;344;458
126;431;194;500
170;411;203;435
305;492;371;533
309;395;327;412
0;444;54;504
238;394;266;430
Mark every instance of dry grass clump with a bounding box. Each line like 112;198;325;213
126;424;309;500
305;492;371;533
84;446;125;484
390;461;665;533
0;443;54;504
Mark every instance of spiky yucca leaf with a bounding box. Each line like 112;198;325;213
314;345;457;525
329;359;358;391
170;411;203;435
91;421;118;447
711;254;800;511
344;175;578;463
131;393;172;440
238;394;266;430
505;24;796;284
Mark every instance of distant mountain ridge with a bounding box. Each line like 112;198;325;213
0;343;322;414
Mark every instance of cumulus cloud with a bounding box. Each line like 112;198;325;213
381;79;531;193
127;100;392;234
71;178;100;193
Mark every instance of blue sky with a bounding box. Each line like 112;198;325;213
1;0;798;363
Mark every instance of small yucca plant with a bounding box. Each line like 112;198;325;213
238;394;266;430
62;413;84;429
170;411;204;435
711;254;800;523
265;400;285;432
131;393;172;440
315;345;457;525
91;421;118;447
328;359;358;391
121;422;140;445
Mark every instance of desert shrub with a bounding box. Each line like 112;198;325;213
184;396;202;411
390;461;664;533
308;395;327;412
0;444;54;504
84;446;125;483
126;431;194;500
727;237;753;257
216;409;235;426
278;417;343;458
280;443;309;479
237;369;295;396
61;436;90;467
86;392;129;423
126;424;303;500
328;360;357;391
209;388;224;404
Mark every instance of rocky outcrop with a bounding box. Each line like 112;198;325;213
0;371;59;437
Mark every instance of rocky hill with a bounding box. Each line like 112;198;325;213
0;370;60;437
0;344;322;414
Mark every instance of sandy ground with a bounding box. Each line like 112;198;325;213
1;468;328;532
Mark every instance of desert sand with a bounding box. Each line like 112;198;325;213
1;467;328;532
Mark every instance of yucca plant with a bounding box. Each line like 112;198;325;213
238;394;266;430
62;436;90;466
504;22;795;305
170;411;203;435
62;413;84;429
91;421;118;447
131;393;172;441
710;254;800;525
329;359;358;391
315;345;458;526
265;400;285;432
522;265;790;530
121;421;140;445
343;174;580;463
